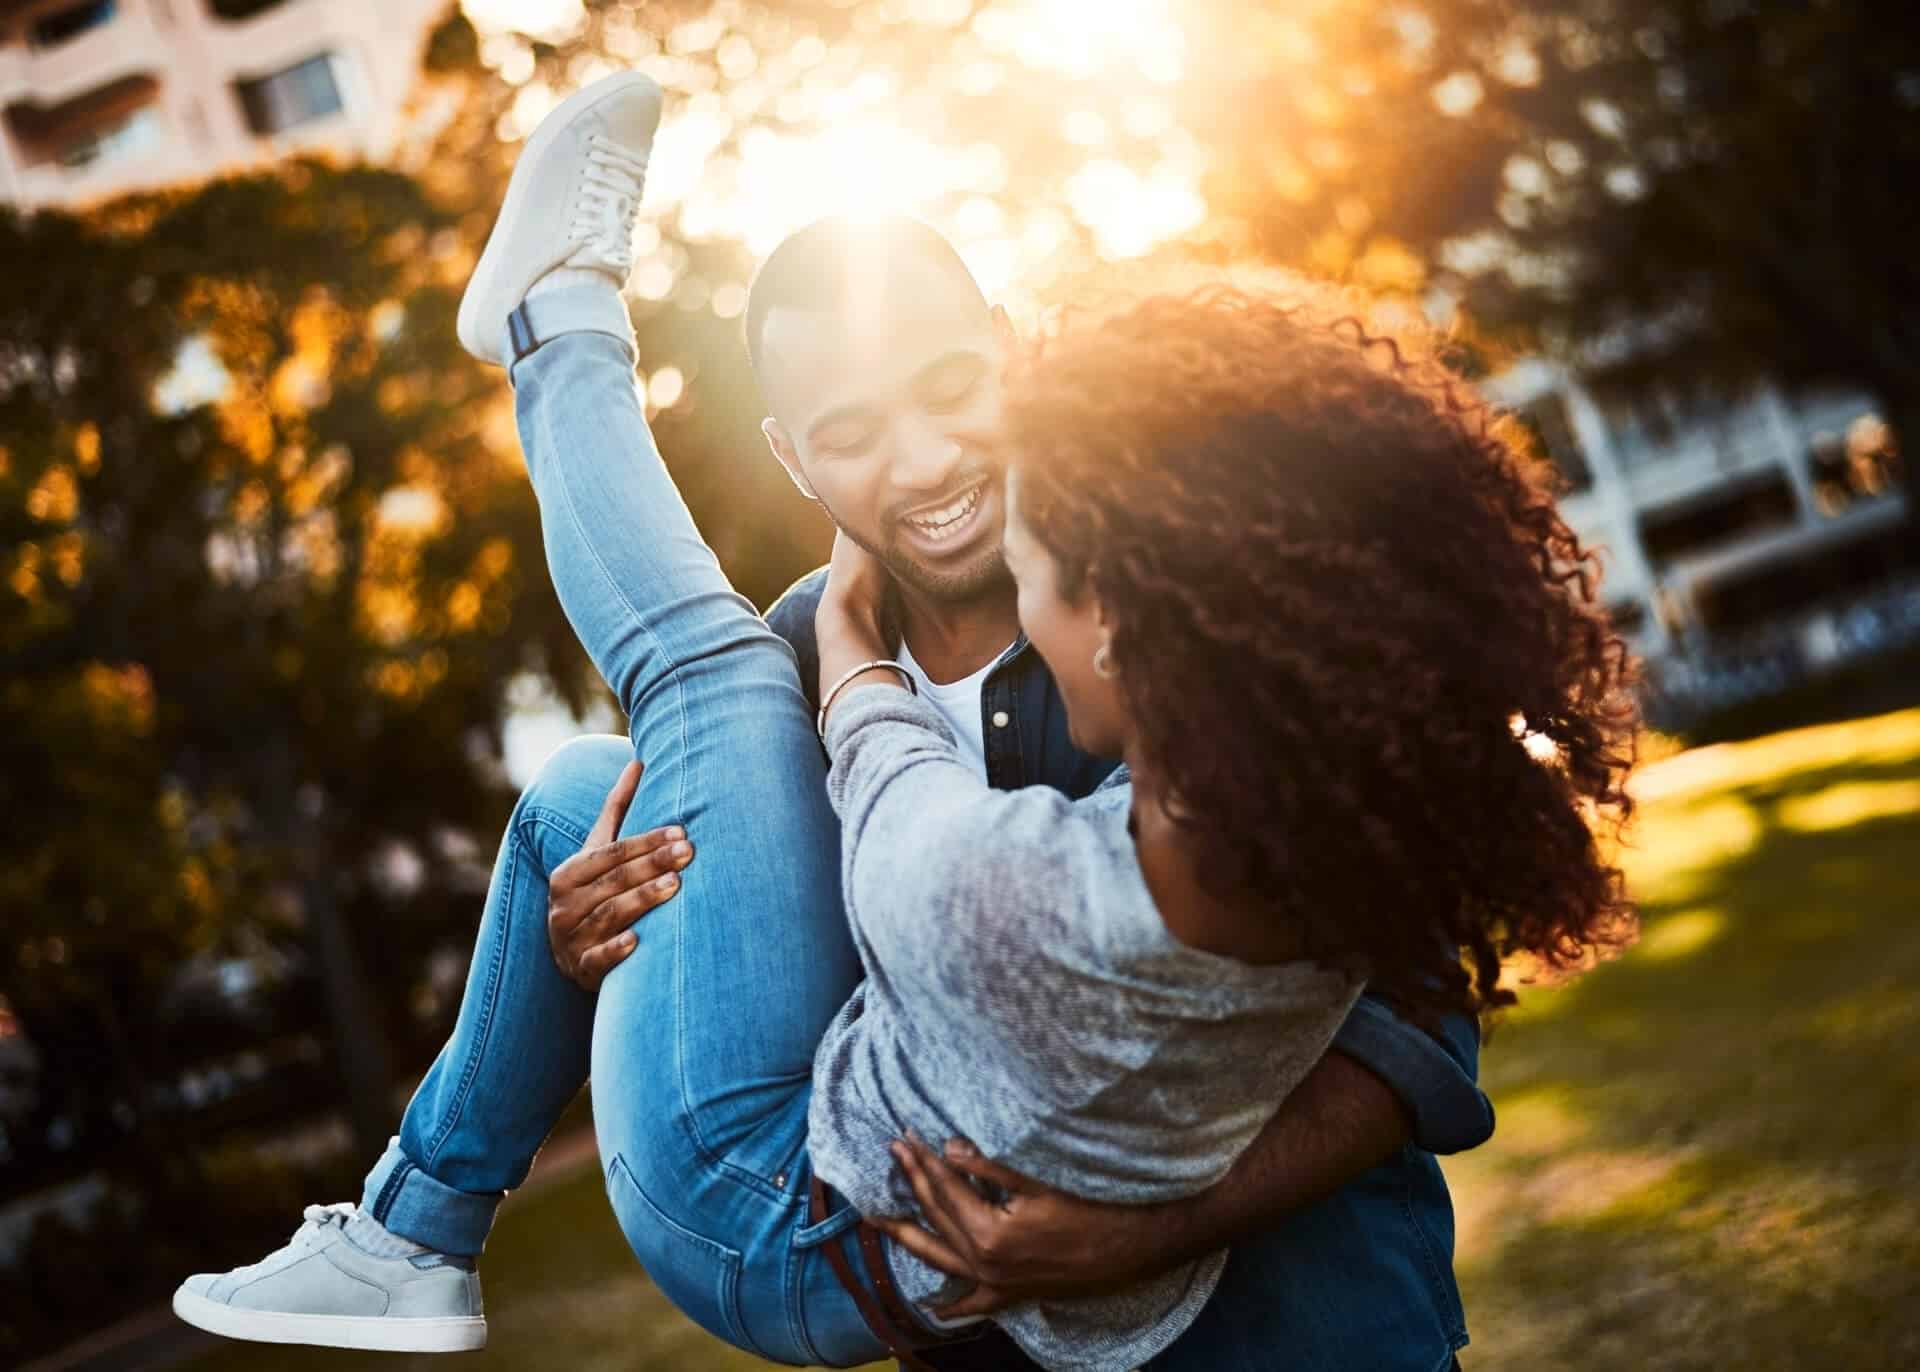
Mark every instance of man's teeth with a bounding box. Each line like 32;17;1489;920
905;484;983;539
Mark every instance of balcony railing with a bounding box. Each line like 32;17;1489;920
1641;578;1920;729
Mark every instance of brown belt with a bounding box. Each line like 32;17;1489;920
808;1175;962;1372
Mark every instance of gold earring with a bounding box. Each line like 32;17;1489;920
1092;644;1117;679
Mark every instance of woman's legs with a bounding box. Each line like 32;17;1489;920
359;733;630;1255
178;77;876;1362
498;288;871;1360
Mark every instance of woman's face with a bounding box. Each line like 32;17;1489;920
1002;467;1130;759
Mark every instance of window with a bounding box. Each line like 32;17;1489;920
235;55;344;136
1636;473;1799;572
1513;392;1593;494
56;105;162;169
1694;525;1911;636
209;0;292;20
28;0;116;50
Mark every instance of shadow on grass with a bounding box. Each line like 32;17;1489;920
1447;707;1920;1371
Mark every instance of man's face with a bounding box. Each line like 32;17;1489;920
758;257;1009;603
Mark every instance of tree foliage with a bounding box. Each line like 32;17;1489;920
0;161;592;1193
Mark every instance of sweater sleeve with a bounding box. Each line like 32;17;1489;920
823;684;1097;976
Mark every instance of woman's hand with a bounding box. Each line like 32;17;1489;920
869;1136;1174;1319
816;530;891;659
546;759;695;991
816;531;906;724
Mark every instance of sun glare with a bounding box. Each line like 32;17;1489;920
467;0;1211;303
978;0;1185;82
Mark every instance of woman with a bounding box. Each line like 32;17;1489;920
175;75;1635;1371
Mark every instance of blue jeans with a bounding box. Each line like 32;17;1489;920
361;289;885;1366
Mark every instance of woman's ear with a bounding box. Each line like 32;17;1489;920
761;418;819;502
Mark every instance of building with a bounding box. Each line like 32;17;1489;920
1488;361;1915;725
0;0;444;209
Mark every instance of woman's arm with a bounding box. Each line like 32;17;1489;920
815;533;1091;971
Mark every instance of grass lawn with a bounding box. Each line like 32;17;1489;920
1444;704;1920;1370
186;707;1920;1371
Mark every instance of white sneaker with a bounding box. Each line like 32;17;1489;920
456;71;664;366
172;1202;487;1353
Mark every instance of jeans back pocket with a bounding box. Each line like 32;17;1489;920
603;1153;761;1358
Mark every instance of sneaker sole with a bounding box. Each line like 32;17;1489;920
173;1286;487;1353
456;71;663;363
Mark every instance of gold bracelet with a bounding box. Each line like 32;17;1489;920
817;659;919;742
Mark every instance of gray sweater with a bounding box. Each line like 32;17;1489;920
808;685;1362;1371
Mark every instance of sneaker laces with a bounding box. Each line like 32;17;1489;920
211;1202;357;1286
569;135;649;274
302;1201;359;1233
290;1201;359;1251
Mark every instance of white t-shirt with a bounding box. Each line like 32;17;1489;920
895;639;1006;782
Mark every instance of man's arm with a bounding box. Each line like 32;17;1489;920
1139;1047;1413;1265
1331;994;1494;1155
874;1046;1410;1315
875;1001;1493;1317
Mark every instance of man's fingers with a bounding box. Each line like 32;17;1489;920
581;868;685;940
557;824;687;896
586;759;645;847
932;1284;1010;1320
941;1138;1036;1197
869;1217;1013;1314
870;1216;973;1281
587;838;693;906
909;1136;1003;1229
898;1136;1001;1258
574;931;638;990
893;1140;970;1254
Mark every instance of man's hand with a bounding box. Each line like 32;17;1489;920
870;1137;1170;1319
547;758;694;991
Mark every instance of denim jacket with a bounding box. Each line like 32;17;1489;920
770;567;1483;1371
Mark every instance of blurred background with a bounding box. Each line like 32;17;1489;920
1;0;1916;1367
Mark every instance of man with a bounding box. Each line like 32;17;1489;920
544;215;1488;1370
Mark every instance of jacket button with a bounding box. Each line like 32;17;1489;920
991;711;1010;728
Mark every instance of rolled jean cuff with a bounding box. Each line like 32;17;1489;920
361;1136;501;1258
505;282;635;367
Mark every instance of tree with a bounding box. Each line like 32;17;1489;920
0;161;590;1178
1216;0;1920;548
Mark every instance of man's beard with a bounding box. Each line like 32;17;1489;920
822;483;1011;605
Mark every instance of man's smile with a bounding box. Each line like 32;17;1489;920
900;479;989;544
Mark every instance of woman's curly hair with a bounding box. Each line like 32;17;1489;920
1002;276;1640;1023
